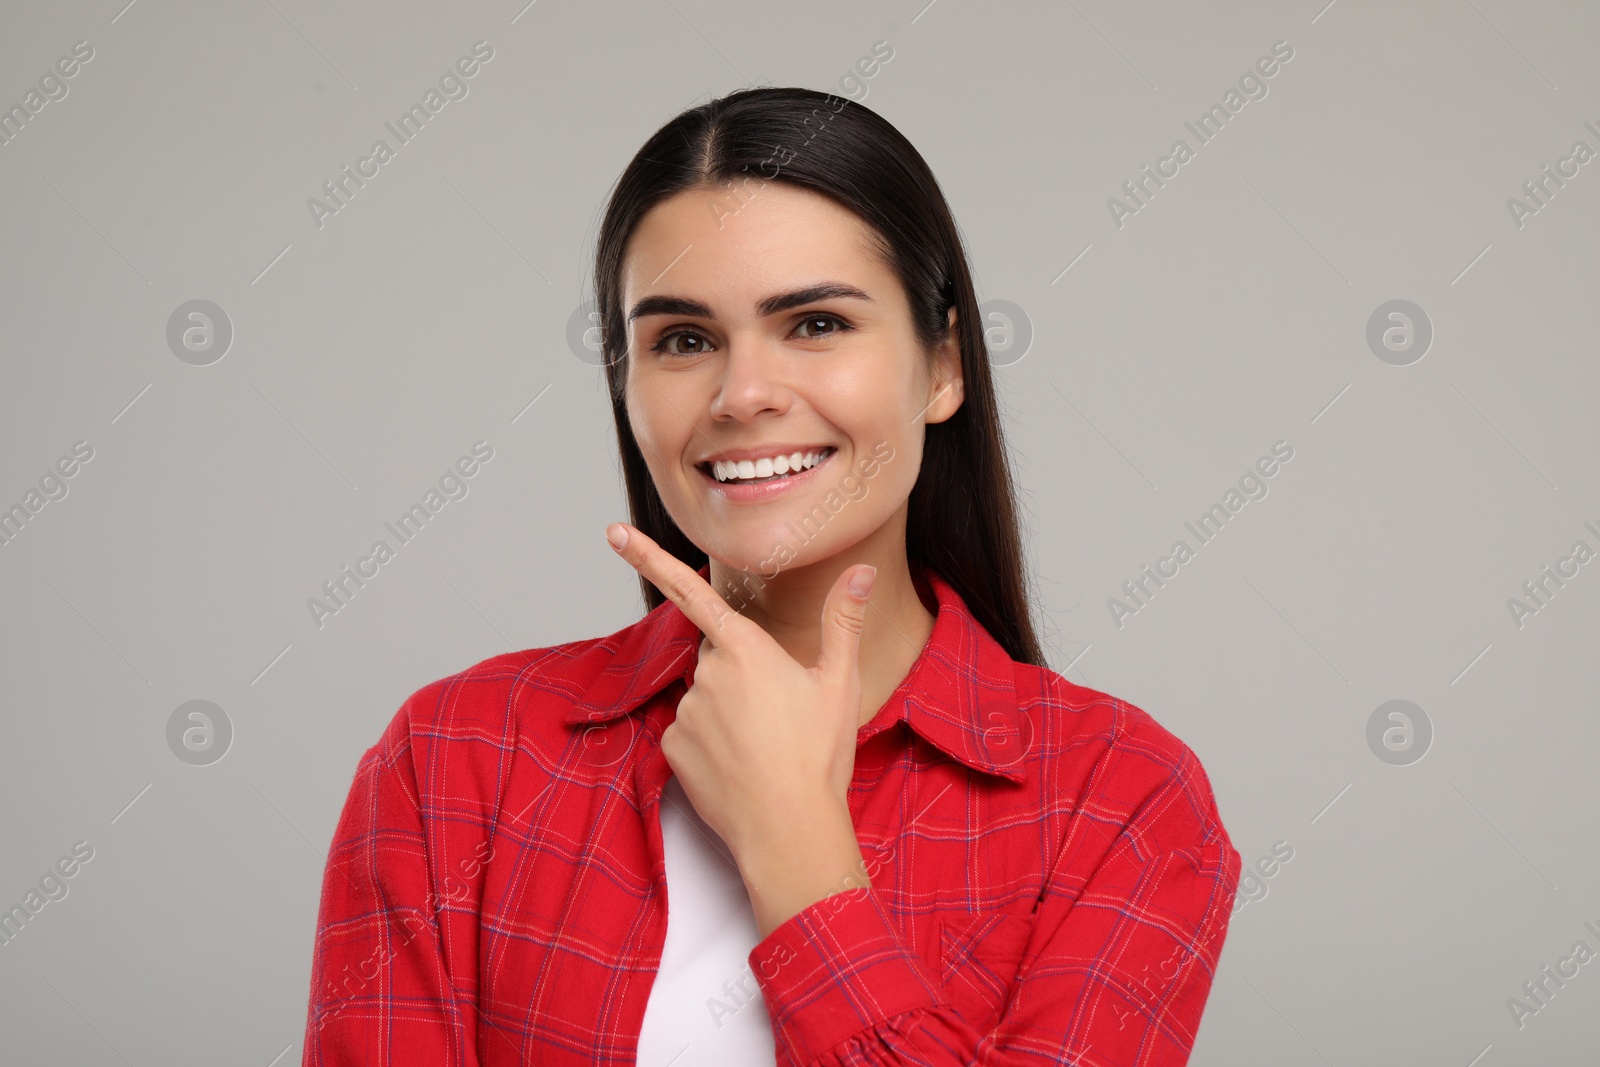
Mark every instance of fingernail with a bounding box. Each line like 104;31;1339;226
848;565;877;600
606;524;629;550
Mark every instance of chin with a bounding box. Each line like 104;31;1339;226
705;542;784;578
690;532;781;578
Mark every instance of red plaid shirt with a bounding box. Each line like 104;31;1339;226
303;562;1240;1066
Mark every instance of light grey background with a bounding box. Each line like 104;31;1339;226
2;1;1596;1063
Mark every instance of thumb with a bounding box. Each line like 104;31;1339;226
816;564;876;682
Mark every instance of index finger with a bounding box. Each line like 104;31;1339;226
606;522;747;645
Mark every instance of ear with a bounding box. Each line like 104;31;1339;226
924;305;965;425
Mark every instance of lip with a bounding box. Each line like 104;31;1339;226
696;446;838;502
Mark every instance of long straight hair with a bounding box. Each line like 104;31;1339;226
591;86;1045;669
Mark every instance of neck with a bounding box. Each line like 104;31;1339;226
707;523;936;729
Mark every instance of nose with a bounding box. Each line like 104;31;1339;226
707;337;791;423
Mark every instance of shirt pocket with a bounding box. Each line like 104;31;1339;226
937;911;1034;1032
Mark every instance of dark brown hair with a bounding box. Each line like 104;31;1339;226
590;85;1044;668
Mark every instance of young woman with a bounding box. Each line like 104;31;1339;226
303;86;1241;1067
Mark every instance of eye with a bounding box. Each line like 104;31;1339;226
794;313;854;340
648;328;714;357
645;313;855;357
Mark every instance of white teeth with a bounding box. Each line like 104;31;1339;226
710;448;831;483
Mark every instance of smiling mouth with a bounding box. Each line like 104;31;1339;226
697;446;838;485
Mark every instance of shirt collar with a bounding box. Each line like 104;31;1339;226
565;561;1027;782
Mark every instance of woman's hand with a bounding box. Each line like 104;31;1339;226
604;521;877;868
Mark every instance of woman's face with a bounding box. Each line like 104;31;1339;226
620;181;963;577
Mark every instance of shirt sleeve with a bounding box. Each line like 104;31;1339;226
746;748;1241;1066
301;707;483;1067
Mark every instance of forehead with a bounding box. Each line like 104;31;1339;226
620;182;889;310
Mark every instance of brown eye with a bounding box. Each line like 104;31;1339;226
795;313;853;339
649;329;714;357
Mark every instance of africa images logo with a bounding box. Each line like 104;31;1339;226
1106;39;1295;229
305;41;494;230
1106;441;1294;629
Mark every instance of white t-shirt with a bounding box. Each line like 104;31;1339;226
636;774;778;1065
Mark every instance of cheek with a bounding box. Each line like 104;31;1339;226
626;381;679;468
831;431;920;532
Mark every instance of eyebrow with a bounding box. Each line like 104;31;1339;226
626;282;874;325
